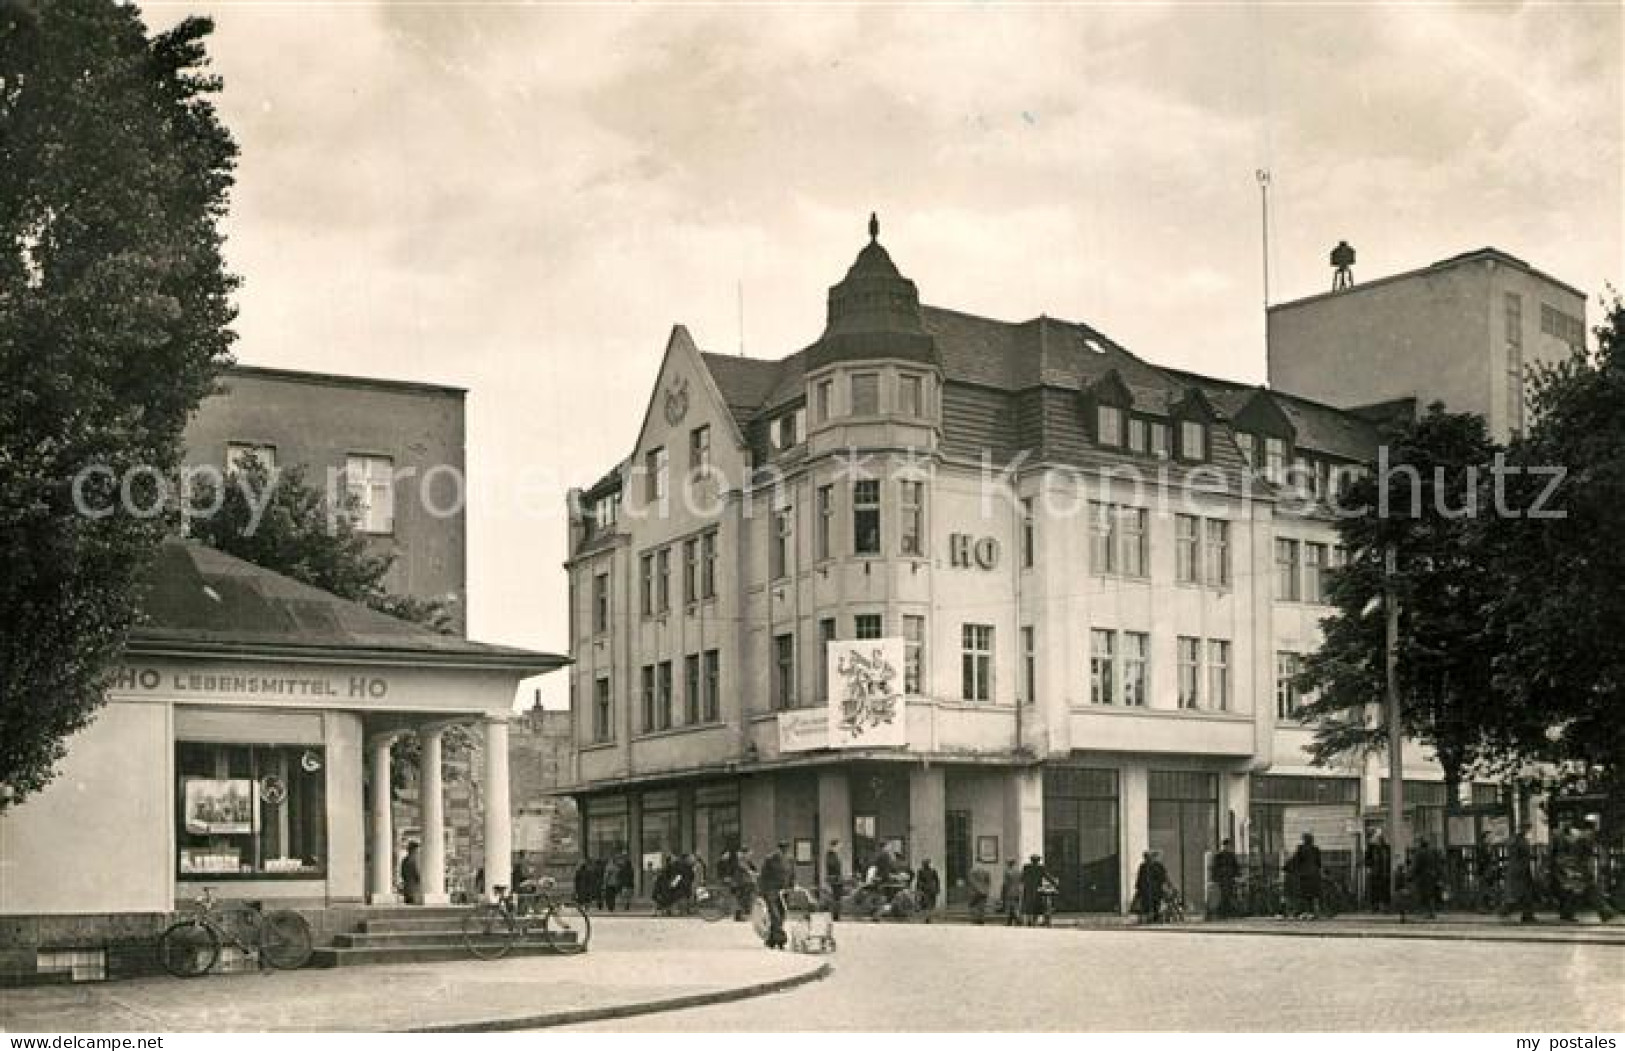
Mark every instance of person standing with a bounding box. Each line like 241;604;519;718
759;841;793;949
1413;835;1443;919
824;839;845;921
400;842;423;905
1019;854;1047;927
1133;851;1164;924
1505;823;1537;923
1211;838;1240;919
967;865;993;924
573;857;593;908
1290;833;1323;919
1000;859;1023;927
916;859;942;921
1365;829;1393;913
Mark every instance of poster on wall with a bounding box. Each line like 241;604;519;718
778;707;828;753
827;638;907;749
183;777;257;835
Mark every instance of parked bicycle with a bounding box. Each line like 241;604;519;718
157;887;313;978
691;882;743;922
462;877;591;959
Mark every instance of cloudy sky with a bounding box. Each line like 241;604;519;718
153;1;1621;706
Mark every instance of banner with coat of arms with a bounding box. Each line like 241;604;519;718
827;638;907;749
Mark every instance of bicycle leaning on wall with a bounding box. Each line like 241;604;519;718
157;887;314;977
462;877;592;959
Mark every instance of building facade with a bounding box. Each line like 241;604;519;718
1268;247;1589;443
183;365;469;632
561;222;1466;912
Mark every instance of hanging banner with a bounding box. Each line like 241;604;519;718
827;638;907;748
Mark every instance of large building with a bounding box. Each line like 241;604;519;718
1268;247;1589;443
560;220;1481;913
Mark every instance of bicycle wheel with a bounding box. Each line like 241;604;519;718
158;919;221;978
540;901;592;954
260;910;314;969
462;904;517;960
695;887;730;923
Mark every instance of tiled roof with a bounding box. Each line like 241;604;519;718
1167;368;1381;461
132;541;567;669
699;354;783;417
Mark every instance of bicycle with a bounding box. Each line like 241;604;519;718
462;877;592;959
692;882;740;922
157;887;313;978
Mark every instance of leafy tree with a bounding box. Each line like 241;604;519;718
1486;294;1625;833
0;2;237;809
1296;406;1506;809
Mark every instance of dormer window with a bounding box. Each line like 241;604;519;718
774;408;804;450
1096;404;1124;447
1179;420;1207;462
1236;433;1257;466
1149;421;1171;460
1127;417;1148;454
1263;437;1287;484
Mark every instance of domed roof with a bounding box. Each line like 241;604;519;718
809;213;938;371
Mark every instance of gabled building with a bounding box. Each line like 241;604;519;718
560;219;1468;912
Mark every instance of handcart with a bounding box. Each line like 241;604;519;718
781;887;837;954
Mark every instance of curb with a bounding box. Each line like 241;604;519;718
1125;924;1625;948
406;958;834;1033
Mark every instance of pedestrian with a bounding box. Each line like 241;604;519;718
1290;833;1323;919
824;839;845;921
616;852;636;910
967;865;993;924
1505;822;1537;923
1413;835;1443;919
588;855;607;909
916;859;941;920
1212;838;1240;919
1573;819;1616;922
1365;829;1393;913
573;857;592;907
759;841;793;949
652;852;675;915
1020;854;1047;927
1000;859;1022;927
601;854;621;912
1133;850;1164;924
400;842;423;905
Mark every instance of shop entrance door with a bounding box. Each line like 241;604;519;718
1043;768;1120;912
1149;771;1218;908
946;810;972;901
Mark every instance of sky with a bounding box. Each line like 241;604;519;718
149;1;1622;708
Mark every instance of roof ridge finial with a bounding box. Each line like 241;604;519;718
868;211;879;244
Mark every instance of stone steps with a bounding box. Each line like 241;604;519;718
308;937;577;968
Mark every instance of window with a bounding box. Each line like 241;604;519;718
1276;652;1303;718
1264;437;1287;485
819;490;832;562
855;614;883;640
770;504;792;580
593;676;612;743
819;619;836;703
1127;417;1148;454
689;425;711;473
1020;498;1035;568
655;547;670;612
1121;631;1148;707
1505;293;1524;434
645;446;667;505
1179;420;1207;461
1096;404;1124;447
702;649;720;722
591;493;620;534
899;481;925;556
175;742;326;878
225;442;277;474
684;655;701;725
1205;519;1231;586
639;553;653;617
900;374;924;417
700;531;717;599
1540;303;1585;348
851;373;880;416
1090;629;1116;705
1089;501;1116;574
1304;542;1327;604
1149;421;1171;460
776;411;801;450
593;571;609;633
904;615;925;695
961;624;993;702
1208;640;1230;712
1177;637;1201;709
1119;507;1148;578
640;666;655;732
1236;432;1257;466
816;379;834;423
1021;626;1036;706
1175;515;1200;584
853;479;881;555
682;538;698;605
344;454;394;534
656;661;673;730
1274;539;1301;601
773;634;796;710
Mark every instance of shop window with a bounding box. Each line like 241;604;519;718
176;742;326;878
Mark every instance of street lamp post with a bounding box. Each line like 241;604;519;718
1385;543;1408;879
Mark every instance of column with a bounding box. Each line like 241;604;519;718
908;764;946;870
483;716;512;902
368;735;398;904
1222;771;1251;849
1003;766;1043;862
1120;766;1149;913
816;768;852;887
420;727;448;905
740;774;776;855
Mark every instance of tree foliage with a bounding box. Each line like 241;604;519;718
0;1;237;809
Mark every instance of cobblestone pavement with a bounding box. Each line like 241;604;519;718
558;921;1625;1032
